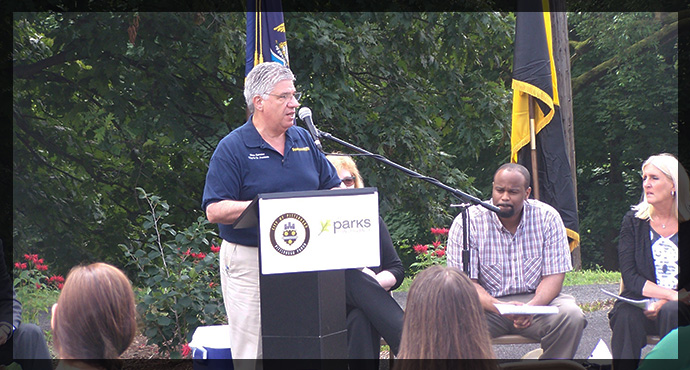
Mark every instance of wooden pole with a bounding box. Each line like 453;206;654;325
551;6;582;269
528;95;540;200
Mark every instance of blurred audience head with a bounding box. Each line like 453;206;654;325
396;265;496;369
52;262;137;366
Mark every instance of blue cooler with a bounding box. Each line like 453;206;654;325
189;325;233;370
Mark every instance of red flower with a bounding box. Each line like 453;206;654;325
37;258;44;264
431;228;449;235
435;249;445;257
48;275;65;285
413;244;428;254
209;282;217;288
14;262;25;269
23;254;31;261
57;283;64;290
36;264;48;271
181;343;191;357
211;244;221;253
21;263;27;269
432;240;442;248
193;252;206;260
182;249;192;256
35;283;42;289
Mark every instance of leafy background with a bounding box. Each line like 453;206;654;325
11;11;682;279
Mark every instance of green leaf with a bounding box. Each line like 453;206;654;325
157;316;172;326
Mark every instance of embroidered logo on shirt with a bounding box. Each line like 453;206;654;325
291;147;310;152
248;152;269;160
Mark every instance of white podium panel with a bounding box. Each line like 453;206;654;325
258;189;380;275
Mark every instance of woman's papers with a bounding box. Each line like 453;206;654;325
600;288;653;310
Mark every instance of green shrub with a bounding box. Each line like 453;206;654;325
408;227;449;276
120;188;225;358
13;253;63;325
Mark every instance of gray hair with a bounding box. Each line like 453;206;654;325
244;62;295;114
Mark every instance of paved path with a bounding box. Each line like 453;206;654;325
37;282;653;361
392;283;655;360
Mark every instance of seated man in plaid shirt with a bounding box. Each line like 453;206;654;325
447;163;586;359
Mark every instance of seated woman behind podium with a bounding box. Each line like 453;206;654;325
396;265;497;370
51;262;137;370
609;153;690;369
326;154;405;365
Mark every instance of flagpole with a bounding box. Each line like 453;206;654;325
528;95;540;200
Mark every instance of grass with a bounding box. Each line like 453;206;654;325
563;268;620;286
578;298;616;313
397;268;621;292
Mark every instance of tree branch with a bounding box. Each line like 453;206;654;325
13;49;79;79
13;112;132;195
571;16;681;95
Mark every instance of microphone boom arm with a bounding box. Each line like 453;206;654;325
317;129;499;213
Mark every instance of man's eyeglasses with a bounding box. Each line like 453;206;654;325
265;92;302;102
341;176;356;187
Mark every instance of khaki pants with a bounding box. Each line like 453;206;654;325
220;240;262;364
485;292;587;359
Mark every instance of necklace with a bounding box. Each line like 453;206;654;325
654;215;674;229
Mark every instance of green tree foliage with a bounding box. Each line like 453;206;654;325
14;12;247;274
568;12;678;269
289;12;514;253
13;12;515;276
14;11;679;277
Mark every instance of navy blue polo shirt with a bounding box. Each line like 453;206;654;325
202;118;341;246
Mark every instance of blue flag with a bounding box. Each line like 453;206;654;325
245;0;289;76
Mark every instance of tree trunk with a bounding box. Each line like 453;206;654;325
550;6;582;269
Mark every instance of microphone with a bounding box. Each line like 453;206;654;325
298;107;323;151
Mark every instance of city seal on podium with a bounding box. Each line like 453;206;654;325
269;213;310;256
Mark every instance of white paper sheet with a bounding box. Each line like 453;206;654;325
588;338;613;360
493;303;559;315
600;288;653;310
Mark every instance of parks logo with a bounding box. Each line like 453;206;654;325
269;213;310;256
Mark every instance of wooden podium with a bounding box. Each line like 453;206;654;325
234;188;380;360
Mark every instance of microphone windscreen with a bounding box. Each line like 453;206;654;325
298;107;312;121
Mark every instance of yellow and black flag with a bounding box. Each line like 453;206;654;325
510;1;580;251
245;0;289;76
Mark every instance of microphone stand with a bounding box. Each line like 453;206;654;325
316;128;499;276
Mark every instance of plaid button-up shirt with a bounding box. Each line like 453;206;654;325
447;199;572;298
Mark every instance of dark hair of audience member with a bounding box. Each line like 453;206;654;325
52;262;137;369
396;265;497;370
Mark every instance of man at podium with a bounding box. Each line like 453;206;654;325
201;62;342;360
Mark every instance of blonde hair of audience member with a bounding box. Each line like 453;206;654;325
326;154;364;188
396;265;496;368
633;153;690;222
51;262;137;369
